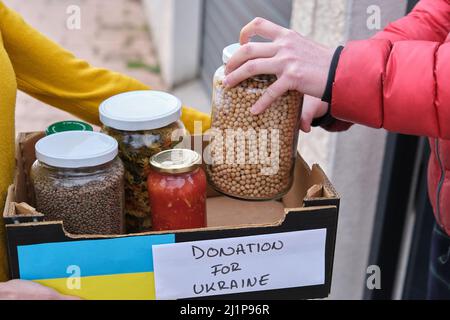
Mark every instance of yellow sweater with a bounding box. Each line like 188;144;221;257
0;2;210;282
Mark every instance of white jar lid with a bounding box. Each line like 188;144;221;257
222;43;241;64
99;90;182;131
35;131;118;168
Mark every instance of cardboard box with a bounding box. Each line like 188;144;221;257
3;132;340;300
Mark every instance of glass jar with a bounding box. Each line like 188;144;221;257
207;43;303;201
31;131;125;235
45;120;93;136
148;149;207;231
100;91;186;232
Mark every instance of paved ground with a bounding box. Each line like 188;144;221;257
5;0;166;133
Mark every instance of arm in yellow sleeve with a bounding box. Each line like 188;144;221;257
0;2;210;132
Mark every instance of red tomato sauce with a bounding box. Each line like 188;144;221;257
148;167;207;231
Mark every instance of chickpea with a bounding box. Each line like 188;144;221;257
207;74;302;200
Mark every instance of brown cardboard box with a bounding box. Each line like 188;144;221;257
3;132;340;300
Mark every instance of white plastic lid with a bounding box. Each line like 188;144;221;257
223;43;241;64
99;90;182;131
35;131;118;168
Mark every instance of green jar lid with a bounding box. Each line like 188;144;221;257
46;121;94;136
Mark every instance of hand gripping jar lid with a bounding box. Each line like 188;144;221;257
99;90;182;131
35;131;118;168
222;43;241;64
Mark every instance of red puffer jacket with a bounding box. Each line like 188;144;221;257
327;0;450;233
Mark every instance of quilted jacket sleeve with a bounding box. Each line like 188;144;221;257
325;0;450;136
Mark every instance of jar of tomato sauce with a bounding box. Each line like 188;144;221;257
148;149;207;231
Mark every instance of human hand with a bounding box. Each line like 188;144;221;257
0;279;81;300
224;17;334;115
300;95;329;133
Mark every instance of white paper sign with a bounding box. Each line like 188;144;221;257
152;229;327;299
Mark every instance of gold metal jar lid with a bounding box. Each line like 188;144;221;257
150;149;202;174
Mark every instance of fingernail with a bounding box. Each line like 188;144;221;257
223;77;229;86
250;106;259;114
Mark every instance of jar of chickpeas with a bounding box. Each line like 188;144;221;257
206;43;303;201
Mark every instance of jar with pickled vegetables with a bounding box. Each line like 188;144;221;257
148;149;207;231
45;120;93;136
100;91;186;232
207;43;303;201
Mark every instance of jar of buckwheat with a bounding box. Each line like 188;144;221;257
206;43;303;201
31;131;125;235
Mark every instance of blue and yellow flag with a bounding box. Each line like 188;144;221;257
17;234;175;300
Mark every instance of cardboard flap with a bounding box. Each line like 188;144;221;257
282;157;338;208
306;184;324;199
15;132;45;205
3;191;44;224
14;203;42;216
